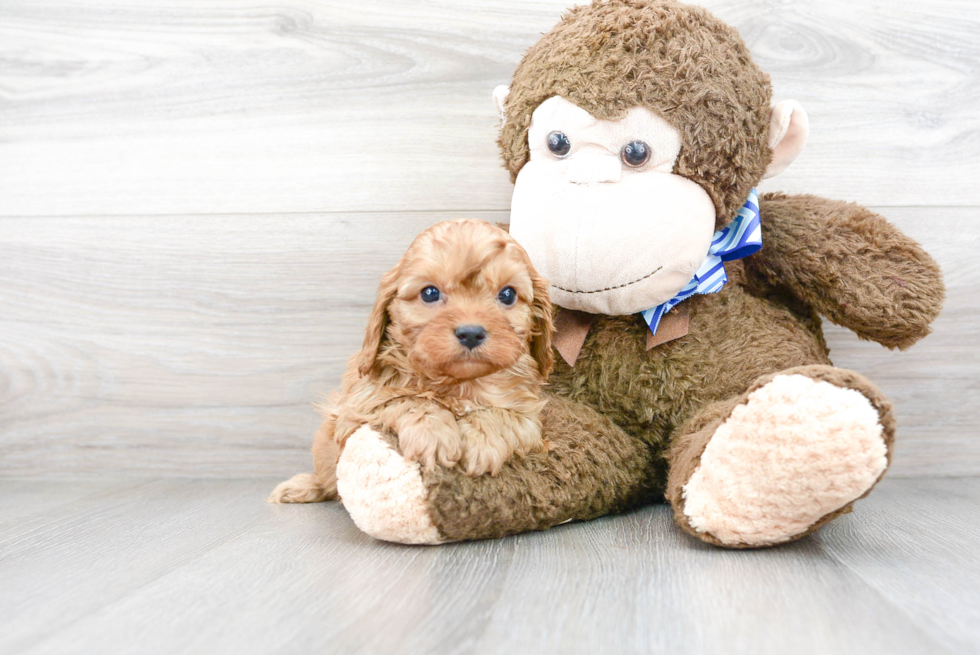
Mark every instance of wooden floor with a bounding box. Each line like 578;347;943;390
0;476;977;655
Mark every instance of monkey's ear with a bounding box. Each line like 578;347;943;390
356;267;400;378
763;100;809;179
492;85;510;122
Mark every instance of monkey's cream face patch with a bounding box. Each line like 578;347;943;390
509;96;717;316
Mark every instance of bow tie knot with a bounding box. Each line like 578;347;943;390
641;189;762;335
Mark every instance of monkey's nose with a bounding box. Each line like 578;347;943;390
567;154;621;184
455;325;487;350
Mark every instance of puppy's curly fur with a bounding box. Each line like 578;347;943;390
269;219;553;504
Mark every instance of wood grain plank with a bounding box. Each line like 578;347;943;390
0;0;978;216
467;502;954;655
22;500;518;655
4;477;966;655
1;208;974;477
816;478;980;653
0;478;279;655
0;477;133;535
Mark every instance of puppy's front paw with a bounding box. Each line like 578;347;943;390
459;422;509;476
458;411;544;477
396;407;463;471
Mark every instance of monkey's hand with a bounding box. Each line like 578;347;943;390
747;193;945;350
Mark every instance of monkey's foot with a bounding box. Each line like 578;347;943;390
336;425;445;545
675;370;891;548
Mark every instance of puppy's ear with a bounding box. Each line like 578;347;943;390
529;269;554;379
356;266;400;377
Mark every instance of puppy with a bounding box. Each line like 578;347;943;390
269;219;553;504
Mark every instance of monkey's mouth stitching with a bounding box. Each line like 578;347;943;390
551;266;663;295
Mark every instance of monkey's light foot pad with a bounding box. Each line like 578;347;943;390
683;374;888;547
336;425;444;545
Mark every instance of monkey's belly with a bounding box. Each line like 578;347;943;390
547;284;832;452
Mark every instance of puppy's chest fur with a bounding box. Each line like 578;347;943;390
343;352;546;476
356;358;541;415
376;387;508;420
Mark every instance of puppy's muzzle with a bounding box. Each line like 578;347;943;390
455;324;487;350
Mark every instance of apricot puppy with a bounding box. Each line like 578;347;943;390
269;219;553;504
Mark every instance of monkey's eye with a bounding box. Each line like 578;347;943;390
497;286;517;306
547;131;571;157
621;140;650;167
420;286;441;303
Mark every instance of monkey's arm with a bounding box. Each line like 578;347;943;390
746;193;944;350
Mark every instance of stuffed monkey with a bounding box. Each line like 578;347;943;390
298;0;945;548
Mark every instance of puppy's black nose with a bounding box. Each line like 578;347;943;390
455;325;487;350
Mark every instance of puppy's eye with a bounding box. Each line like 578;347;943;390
621;140;650;167
420;286;441;303
497;286;517;306
547;131;571;157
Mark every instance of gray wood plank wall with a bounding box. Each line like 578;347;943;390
1;0;978;478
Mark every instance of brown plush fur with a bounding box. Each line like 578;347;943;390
269;220;553;503
497;0;772;225
746;193;945;349
415;393;660;542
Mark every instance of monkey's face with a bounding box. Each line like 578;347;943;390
508;96;717;316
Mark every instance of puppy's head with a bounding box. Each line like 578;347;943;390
357;219;553;382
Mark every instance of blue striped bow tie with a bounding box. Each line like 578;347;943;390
641;189;762;336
